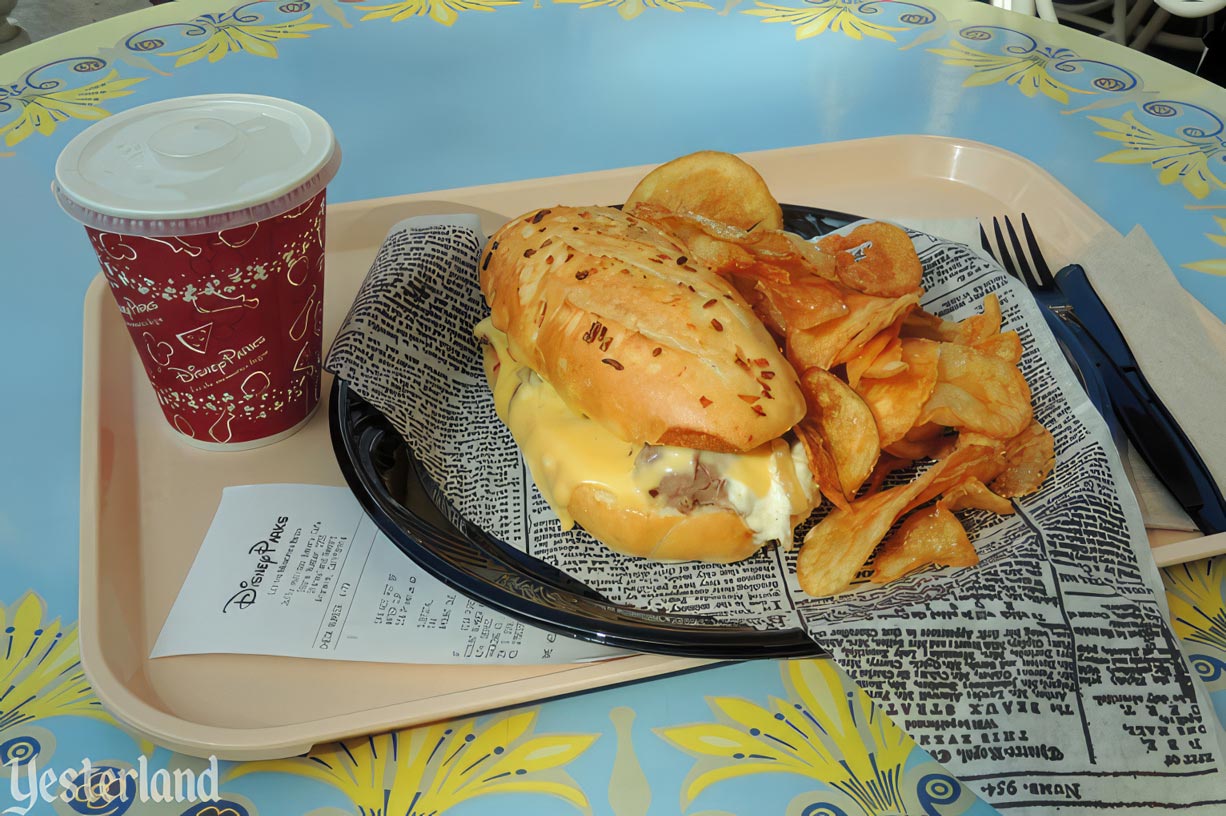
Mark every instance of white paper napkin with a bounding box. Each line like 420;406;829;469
1081;227;1226;531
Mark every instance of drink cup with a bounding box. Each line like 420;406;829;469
53;94;341;450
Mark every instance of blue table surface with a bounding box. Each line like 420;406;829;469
2;0;1226;813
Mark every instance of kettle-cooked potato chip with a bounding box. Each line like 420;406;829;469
796;444;984;596
797;368;880;505
856;337;940;447
818;222;924;298
919;342;1033;439
870;503;979;584
902;293;1003;346
990;420;1056;498
883;421;955;461
787;290;920;373
942;477;1015;515
974;330;1024;365
845;318;904;388
625;150;784;232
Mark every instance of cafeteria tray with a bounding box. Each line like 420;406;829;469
79;134;1224;761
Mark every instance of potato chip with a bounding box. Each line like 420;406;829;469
787;290;920;373
795;421;848;512
625;150;784;232
844;327;893;389
845;318;903;388
863;453;914;496
902;293;1003;346
817;222;924;298
942;477;1015;515
954;430;1007;451
856;337;940;447
752;270;847;336
919;342;1032;439
798;368;880;504
990;420;1056;498
861;336;907;380
796;445;984;596
906;437;1009;514
870;503;979;584
900;307;944;340
833;292;922;368
795;468;931;597
882;421;953;461
744;228;838;272
630;204;848;338
683;231;759;277
974;330;1024;365
626;203;758;275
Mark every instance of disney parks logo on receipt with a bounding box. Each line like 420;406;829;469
223;515;291;613
4;755;220;814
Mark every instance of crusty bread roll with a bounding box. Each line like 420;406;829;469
480;205;805;453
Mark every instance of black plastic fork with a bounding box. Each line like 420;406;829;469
979;213;1057;292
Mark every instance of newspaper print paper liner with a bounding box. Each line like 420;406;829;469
325;214;1226;812
325;215;1116;626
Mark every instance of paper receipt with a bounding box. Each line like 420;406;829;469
152;484;627;665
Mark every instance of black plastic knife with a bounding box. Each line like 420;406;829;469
1049;264;1226;534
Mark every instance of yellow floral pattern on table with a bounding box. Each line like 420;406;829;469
0;60;144;150
124;5;329;67
744;0;908;42
740;0;1146;116
921;25;1145;111
1185;216;1226;276
1091;109;1226;201
656;659;972;815
554;0;712;21
1164;559;1226;687
929;40;1086;103
355;0;520;25
0;592;111;736
228;709;599;814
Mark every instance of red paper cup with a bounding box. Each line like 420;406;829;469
53;95;341;450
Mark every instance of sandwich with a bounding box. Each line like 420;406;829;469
474;204;818;563
472;150;1051;592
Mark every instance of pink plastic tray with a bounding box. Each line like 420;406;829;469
79;135;1223;760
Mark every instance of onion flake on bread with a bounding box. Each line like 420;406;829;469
475;205;818;563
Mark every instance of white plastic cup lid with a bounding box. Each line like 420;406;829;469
52;94;340;237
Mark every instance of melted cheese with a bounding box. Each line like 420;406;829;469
476;318;813;545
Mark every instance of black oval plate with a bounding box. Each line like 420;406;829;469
327;205;861;659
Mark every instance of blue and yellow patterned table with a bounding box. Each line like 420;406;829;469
2;0;1226;813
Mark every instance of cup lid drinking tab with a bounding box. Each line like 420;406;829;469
52;94;340;237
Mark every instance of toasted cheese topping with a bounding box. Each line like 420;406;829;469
476;318;813;546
